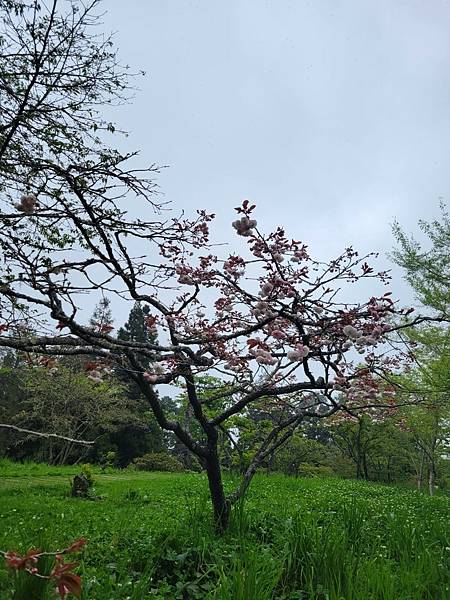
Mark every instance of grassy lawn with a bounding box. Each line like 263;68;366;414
0;461;449;599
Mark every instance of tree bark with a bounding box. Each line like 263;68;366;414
205;450;229;532
362;452;369;480
417;452;424;491
428;460;436;496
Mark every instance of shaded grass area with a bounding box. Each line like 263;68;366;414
0;461;449;599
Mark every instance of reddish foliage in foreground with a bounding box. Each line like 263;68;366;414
2;539;86;599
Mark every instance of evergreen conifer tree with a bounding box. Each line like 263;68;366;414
114;303;165;464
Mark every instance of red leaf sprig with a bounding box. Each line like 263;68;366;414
2;538;86;599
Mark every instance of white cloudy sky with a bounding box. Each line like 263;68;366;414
100;0;449;319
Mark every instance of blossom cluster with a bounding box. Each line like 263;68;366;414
232;216;257;236
15;199;412;425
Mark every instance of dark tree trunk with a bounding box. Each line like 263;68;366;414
417;452;424;491
362;452;369;480
205;450;229;531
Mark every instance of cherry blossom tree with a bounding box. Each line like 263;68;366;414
0;187;423;529
0;0;433;531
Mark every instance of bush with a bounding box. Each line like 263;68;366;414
100;451;117;469
297;463;334;478
132;452;184;472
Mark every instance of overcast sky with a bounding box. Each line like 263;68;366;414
101;0;449;317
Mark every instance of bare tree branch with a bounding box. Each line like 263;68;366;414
0;423;94;445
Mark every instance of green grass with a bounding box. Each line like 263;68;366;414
0;460;449;599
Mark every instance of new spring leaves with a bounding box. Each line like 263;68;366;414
3;538;86;599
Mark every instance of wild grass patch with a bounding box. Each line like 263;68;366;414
0;464;448;599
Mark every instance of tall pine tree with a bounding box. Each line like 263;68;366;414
113;302;165;464
90;297;114;333
117;301;158;380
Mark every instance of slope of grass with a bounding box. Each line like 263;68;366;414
0;460;448;599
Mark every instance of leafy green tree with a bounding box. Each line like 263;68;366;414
392;202;450;316
392;206;450;494
329;415;412;482
398;336;450;494
330;415;375;480
0;365;25;455
116;302;157;387
364;420;413;484
272;434;329;476
7;366;133;464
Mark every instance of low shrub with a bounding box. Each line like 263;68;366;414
133;452;184;472
100;451;117;469
297;463;334;478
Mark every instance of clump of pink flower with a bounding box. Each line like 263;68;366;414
252;349;277;365
232;216;257;236
343;325;362;340
287;344;310;361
